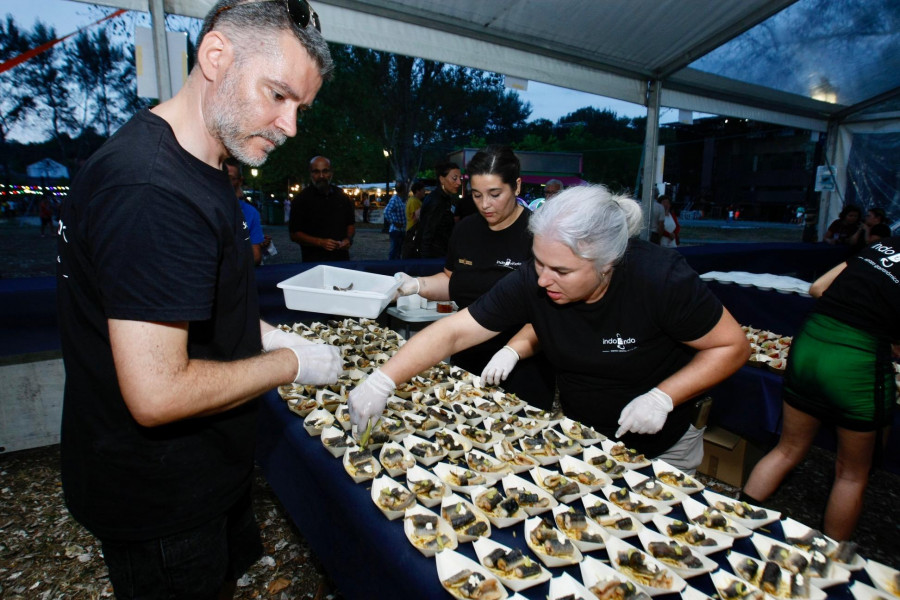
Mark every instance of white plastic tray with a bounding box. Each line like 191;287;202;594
278;265;401;318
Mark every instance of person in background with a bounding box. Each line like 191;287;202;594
225;157;270;266
39;195;55;237
868;223;891;243
394;146;555;408
743;236;899;540
823;205;862;246
861;207;887;245
406;181;426;232
55;1;341;597
418;161;461;258
352;185;748;471
362;194;371;223
528;178;563;211
383;183;407;260
289;156;356;262
658;194;680;248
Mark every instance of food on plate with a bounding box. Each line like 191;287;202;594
481;547;542;580
408;477;445;501
587;454;626;477
380;447;414;472
785;528;830;553
407;513;452;551
466;452;508;474
555;507;604;543
609;443;645;464
585;501;634;531
713;499;767;520
631;478;675;502
322;432;352;449
563;467;602;487
441;569;503;600
530;518;576;558
544;429;579;453
766;545;809;574
459;426;494;445
345;448;379;478
692;509;739;533
474;488;520;518
829;541;859;565
377;486;415;512
589;580;651;600
521;435;559;458
614;548;672;589
566;421;601;442
609;488;657;514
495;440;538;468
656;470;699;489
434;431;465;454
446;468;486;488
664;520;718;547
647;541;702;569
539;473;581;501
719;580;765;600
442;502;489;538
408;440;443;458
506;487;551;510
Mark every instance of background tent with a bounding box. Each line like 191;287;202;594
26;158;69;181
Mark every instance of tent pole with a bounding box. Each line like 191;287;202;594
150;0;172;102
639;79;661;242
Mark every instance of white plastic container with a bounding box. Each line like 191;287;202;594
277;265;401;318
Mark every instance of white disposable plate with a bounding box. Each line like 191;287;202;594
501;472;558;516
405;463;450;508
424;405;463;430
458;425;504;451
472;537;551;592
518;435;561;465
547;571;598;600
341;444;381;483
483;416;525;443
492;441;539;474
559;454;613;492
542;427;583;456
521;404;557;424
449;401;488;426
851;580;897;600
468;485;527;529
560;417;606;446
465;448;512;480
434;461;495;495
320;425;352;457
601;484;671;523
404;411;442;439
402;433;448;467
403;504;457;557
441;493;492;543
580;554;635;596
332;404;352;431
725;551;827;600
681;495;752;539
435;548;508;600
701;489;781;529
600;439;652;470
378;441;416;478
532;465;589;504
864;559;900;598
523;516;583;567
636;528;718;579
315;389;344;412
492;390;527;414
711;569;766;600
517;417;551;435
651;459;704;494
780;518;864;571
622;470;687;507
605;534;687;596
749;532;851;588
370;474;416;520
552;503;607;552
582;445;627;480
433;429;473;459
681;584;716;600
302;408;334;437
651;513;733;555
580;492;644;540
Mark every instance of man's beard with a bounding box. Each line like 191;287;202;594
314;179;330;193
206;66;287;167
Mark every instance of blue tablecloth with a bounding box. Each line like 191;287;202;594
255;388;875;600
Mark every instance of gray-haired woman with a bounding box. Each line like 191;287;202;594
350;185;749;470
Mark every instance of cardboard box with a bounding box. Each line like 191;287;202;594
698;426;764;487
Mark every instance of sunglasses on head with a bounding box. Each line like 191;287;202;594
212;0;321;32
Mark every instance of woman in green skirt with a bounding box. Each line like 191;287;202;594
743;236;899;540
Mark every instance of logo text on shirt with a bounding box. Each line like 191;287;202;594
601;333;637;353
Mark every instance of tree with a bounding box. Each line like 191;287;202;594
0;16;35;178
67;28;127;139
21;21;74;160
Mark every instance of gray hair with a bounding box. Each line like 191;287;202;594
197;0;334;80
546;178;563;187
528;184;643;272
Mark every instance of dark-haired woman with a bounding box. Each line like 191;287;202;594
418;162;462;258
395;146;555;408
824;205;862;246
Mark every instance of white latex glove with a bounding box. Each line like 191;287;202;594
615;387;673;438
288;344;342;385
393;272;420;299
480;345;520;386
262;328;314;351
348;368;396;434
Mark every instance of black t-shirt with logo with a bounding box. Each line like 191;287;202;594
444;209;555;407
468;239;723;457
289;184;355;262
57;109;260;541
815;236;900;341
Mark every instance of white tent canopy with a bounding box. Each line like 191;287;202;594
75;0;900;234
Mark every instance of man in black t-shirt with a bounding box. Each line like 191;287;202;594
56;3;341;597
289;155;356;261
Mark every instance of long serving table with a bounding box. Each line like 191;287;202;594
255;388;885;600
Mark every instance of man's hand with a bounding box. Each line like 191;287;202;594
481;346;519;386
348;368;395;433
393;272;420;300
262;328;314;350
615;387;673;438
263;328;340;385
